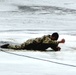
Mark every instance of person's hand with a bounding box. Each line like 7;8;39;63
61;39;65;43
58;39;65;43
54;46;61;51
57;47;61;51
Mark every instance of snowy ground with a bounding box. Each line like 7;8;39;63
0;0;76;75
0;35;76;75
0;49;76;75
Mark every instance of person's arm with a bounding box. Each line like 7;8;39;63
55;39;65;51
50;39;65;51
57;39;65;44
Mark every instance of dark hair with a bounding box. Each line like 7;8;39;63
52;32;59;40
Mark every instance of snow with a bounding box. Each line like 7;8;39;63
0;34;76;75
0;33;76;75
0;50;76;75
5;0;76;8
0;0;76;75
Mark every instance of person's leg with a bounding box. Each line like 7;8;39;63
1;44;23;50
0;39;34;49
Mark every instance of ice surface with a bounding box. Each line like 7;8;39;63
0;51;76;75
0;0;76;75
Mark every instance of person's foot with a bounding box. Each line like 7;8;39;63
1;44;9;48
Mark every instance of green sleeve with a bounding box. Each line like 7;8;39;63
49;40;58;45
42;35;58;45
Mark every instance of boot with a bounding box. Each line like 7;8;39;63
1;44;9;48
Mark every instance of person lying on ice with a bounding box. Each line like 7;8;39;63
1;32;65;51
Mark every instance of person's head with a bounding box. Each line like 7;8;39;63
51;32;59;40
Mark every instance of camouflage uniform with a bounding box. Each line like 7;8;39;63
8;35;59;51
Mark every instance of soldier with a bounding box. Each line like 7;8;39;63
1;32;65;51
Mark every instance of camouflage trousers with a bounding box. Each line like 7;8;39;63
8;38;43;50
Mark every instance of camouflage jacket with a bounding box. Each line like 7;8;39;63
8;35;58;50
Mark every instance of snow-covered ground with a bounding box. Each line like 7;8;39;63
0;49;76;75
0;0;76;75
